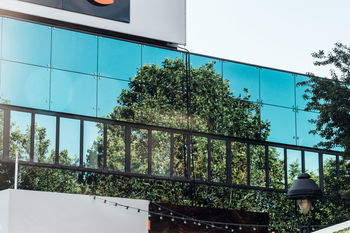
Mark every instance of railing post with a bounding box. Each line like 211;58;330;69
125;126;131;173
30;113;35;162
226;140;232;184
3;109;10;160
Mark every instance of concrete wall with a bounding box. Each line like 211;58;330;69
0;0;186;45
0;189;149;233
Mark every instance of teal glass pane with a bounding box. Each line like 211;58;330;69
211;139;226;183
269;147;285;189
0;61;50;109
142;46;184;67
191;136;208;181
130;128;148;174
152;131;170;176
97;77;129;118
231;142;247;185
305;151;319;184
223;61;259;102
296;75;311;111
2;18;51;67
51;70;97;116
250;144;266;187
106;124;125;171
173;134;187;177
260;68;295;107
190;54;222;75
10;111;31;161
98;37;141;80
296;110;322;147
52;28;97;74
84;121;103;169
287;149;301;186
261;105;296;145
0;110;3;158
34;114;56;164
59;118;79;166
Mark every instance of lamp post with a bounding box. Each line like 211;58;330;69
287;173;322;233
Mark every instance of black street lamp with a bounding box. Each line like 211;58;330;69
287;173;322;233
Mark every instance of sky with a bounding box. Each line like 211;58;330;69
185;0;350;78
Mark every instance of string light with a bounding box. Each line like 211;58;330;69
231;229;234;232
171;218;175;222
160;215;163;220
239;226;242;230
198;222;201;226
253;227;256;231
225;225;229;229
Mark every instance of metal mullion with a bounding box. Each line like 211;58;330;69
170;133;174;176
226;140;232;184
247;144;251;186
3;109;10;159
301;150;305;173
336;154;340;180
265;145;269;188
207;138;212;182
103;124;107;169
30;113;35;162
79;120;84;167
319;153;324;190
186;134;191;179
125;125;131;173
55;116;60;164
284;148;288;191
148;130;152;175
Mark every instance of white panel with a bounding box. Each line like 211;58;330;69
0;190;9;233
0;0;186;45
0;189;149;233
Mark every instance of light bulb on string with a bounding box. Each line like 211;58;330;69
211;224;215;228
171;218;175;222
253;227;256;231
198;222;201;226
239;226;242;230
160;215;163;220
231;229;234;232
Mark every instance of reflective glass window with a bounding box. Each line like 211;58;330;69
97;77;129;118
211;139;226;183
84;121;103;169
173;134;187;177
296;110;322;147
98;37;141;80
2;18;51;67
51;70;97;116
34;114;56;164
305;151;319;184
191;136;208;181
296;75;311;111
106;124;125;171
0;61;50;109
10;111;31;161
250;144;266;187
0;110;3;158
52;28;97;74
152;131;170;176
142;46;184;67
269;147;285;189
231;142;247;185
260;69;295;107
190;54;222;75
261;105;296;145
287;149;302;186
130;128;148;174
223;61;259;102
59;118;79;166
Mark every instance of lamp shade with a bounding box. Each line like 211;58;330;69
287;173;322;200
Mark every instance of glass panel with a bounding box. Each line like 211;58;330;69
296;75;311;111
323;154;337;187
98;37;141;80
260;68;295;107
231;142;247;185
51;70;97;116
250;144;265;187
269;147;285;189
261;105;296;145
34;114;56;164
190;54;222;75
59;118;79;166
296;110;322;148
97;77;129;118
2;18;51;66
211;139;226;183
0;61;50;109
173;134;187;177
191;136;208;181
305;151;319;184
10;111;31;161
52;28;97;74
106;124;125;171
223;61;259;102
0;110;3;158
287;149;302;186
130;128;148;174
142;46;184;67
152;131;170;176
84;121;103;169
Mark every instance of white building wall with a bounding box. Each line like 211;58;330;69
0;189;149;233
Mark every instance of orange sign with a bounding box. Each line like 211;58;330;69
93;0;114;5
